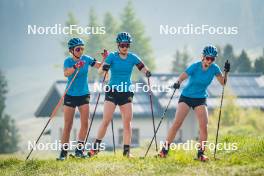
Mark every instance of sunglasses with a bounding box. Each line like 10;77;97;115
118;43;130;48
205;56;215;62
75;47;84;52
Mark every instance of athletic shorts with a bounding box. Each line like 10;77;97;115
105;90;134;106
178;95;207;109
64;94;90;108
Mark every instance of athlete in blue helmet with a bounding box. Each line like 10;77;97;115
88;32;151;157
57;38;105;160
158;45;230;161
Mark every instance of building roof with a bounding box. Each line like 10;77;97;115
147;73;264;110
35;73;264;118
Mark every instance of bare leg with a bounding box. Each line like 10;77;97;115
77;104;89;141
194;105;208;150
119;103;133;145
61;105;75;144
165;102;190;143
96;101;116;139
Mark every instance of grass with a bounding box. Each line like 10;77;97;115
1;135;264;176
2;101;264;175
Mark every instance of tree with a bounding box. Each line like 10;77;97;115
85;8;104;58
119;0;155;73
103;12;119;51
63;2;156;79
236;50;252;72
254;56;264;74
0;70;19;153
0;71;7;116
65;12;79;37
215;44;238;73
222;44;237;72
85;8;104;80
171;47;191;73
63;12;80;56
215;45;224;69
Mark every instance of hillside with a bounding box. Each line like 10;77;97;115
1;135;264;176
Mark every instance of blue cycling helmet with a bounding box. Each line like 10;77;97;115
116;32;132;43
68;38;85;49
202;45;218;57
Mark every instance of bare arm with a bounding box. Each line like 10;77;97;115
64;67;75;77
93;61;103;69
177;72;189;84
97;49;109;74
216;73;228;86
64;61;101;77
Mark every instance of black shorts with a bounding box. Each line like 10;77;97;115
64;94;90;108
178;95;207;109
105;90;134;106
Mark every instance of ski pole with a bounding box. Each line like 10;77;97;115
26;69;80;161
84;71;107;145
111;119;116;154
144;87;177;158
147;77;158;152
84;49;109;145
214;61;229;159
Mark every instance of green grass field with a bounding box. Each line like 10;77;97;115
1;135;264;176
1;101;264;176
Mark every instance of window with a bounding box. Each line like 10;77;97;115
118;128;140;146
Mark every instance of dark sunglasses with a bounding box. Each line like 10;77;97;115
75;47;84;52
118;43;130;48
205;56;215;62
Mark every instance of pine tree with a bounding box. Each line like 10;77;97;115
0;70;19;153
236;50;252;72
63;12;80;56
85;8;103;58
119;1;155;72
215;45;225;69
171;47;191;73
254;56;264;74
85;8;104;80
103;12;119;51
223;44;237;72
